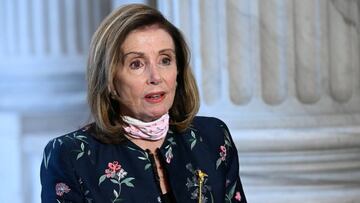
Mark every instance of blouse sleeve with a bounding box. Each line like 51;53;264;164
222;124;247;203
40;138;84;203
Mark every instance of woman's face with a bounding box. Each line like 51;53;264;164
114;25;178;122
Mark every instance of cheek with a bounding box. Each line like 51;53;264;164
168;70;178;89
115;78;140;100
168;76;178;95
119;84;142;99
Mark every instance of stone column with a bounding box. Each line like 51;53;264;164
112;0;148;8
158;0;360;202
0;0;111;202
0;114;21;203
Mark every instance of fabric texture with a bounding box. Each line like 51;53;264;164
122;113;169;141
40;116;247;203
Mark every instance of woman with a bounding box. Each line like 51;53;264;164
41;4;247;203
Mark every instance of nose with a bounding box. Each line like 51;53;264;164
147;63;162;85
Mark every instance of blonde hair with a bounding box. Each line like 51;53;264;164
87;4;199;143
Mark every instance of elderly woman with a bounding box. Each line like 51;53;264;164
41;4;247;203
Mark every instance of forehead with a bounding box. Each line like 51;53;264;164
121;25;174;52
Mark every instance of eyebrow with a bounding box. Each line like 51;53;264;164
121;49;176;64
123;49;175;58
159;48;176;54
122;51;144;59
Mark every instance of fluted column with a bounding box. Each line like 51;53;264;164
227;0;255;105
0;1;112;202
0;114;21;203
0;0;113;113
328;0;356;103
158;0;360;202
112;0;148;8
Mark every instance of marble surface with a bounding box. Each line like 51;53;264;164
0;113;21;203
233;127;360;203
328;0;354;103
159;0;360;202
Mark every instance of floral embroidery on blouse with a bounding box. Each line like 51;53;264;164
98;161;135;203
43;129;92;170
188;130;203;150
219;145;227;161
216;127;233;169
235;192;242;201
127;146;152;170
164;136;176;164
78;177;93;203
185;163;214;203
41;118;247;202
225;182;241;203
64;131;91;161
55;182;71;196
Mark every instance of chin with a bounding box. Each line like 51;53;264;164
148;110;169;118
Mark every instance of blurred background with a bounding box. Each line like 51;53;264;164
1;0;360;202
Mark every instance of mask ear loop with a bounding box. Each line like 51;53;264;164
107;63;119;99
107;84;121;125
108;70;118;99
108;83;118;99
109;89;118;99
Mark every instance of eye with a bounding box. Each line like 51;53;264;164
160;56;171;66
129;60;144;69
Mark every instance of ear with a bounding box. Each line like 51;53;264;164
108;85;118;99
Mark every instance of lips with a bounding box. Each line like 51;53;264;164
144;91;166;103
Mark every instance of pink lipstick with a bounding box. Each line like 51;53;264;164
144;91;165;103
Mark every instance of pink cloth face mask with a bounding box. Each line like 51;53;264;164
122;113;169;141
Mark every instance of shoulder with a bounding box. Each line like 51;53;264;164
190;116;231;145
192;116;229;134
41;125;97;201
190;116;238;169
193;115;225;124
42;124;95;164
45;124;94;149
193;115;226;126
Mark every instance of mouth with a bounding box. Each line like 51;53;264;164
144;91;166;103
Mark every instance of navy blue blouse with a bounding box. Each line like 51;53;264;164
40;116;247;203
